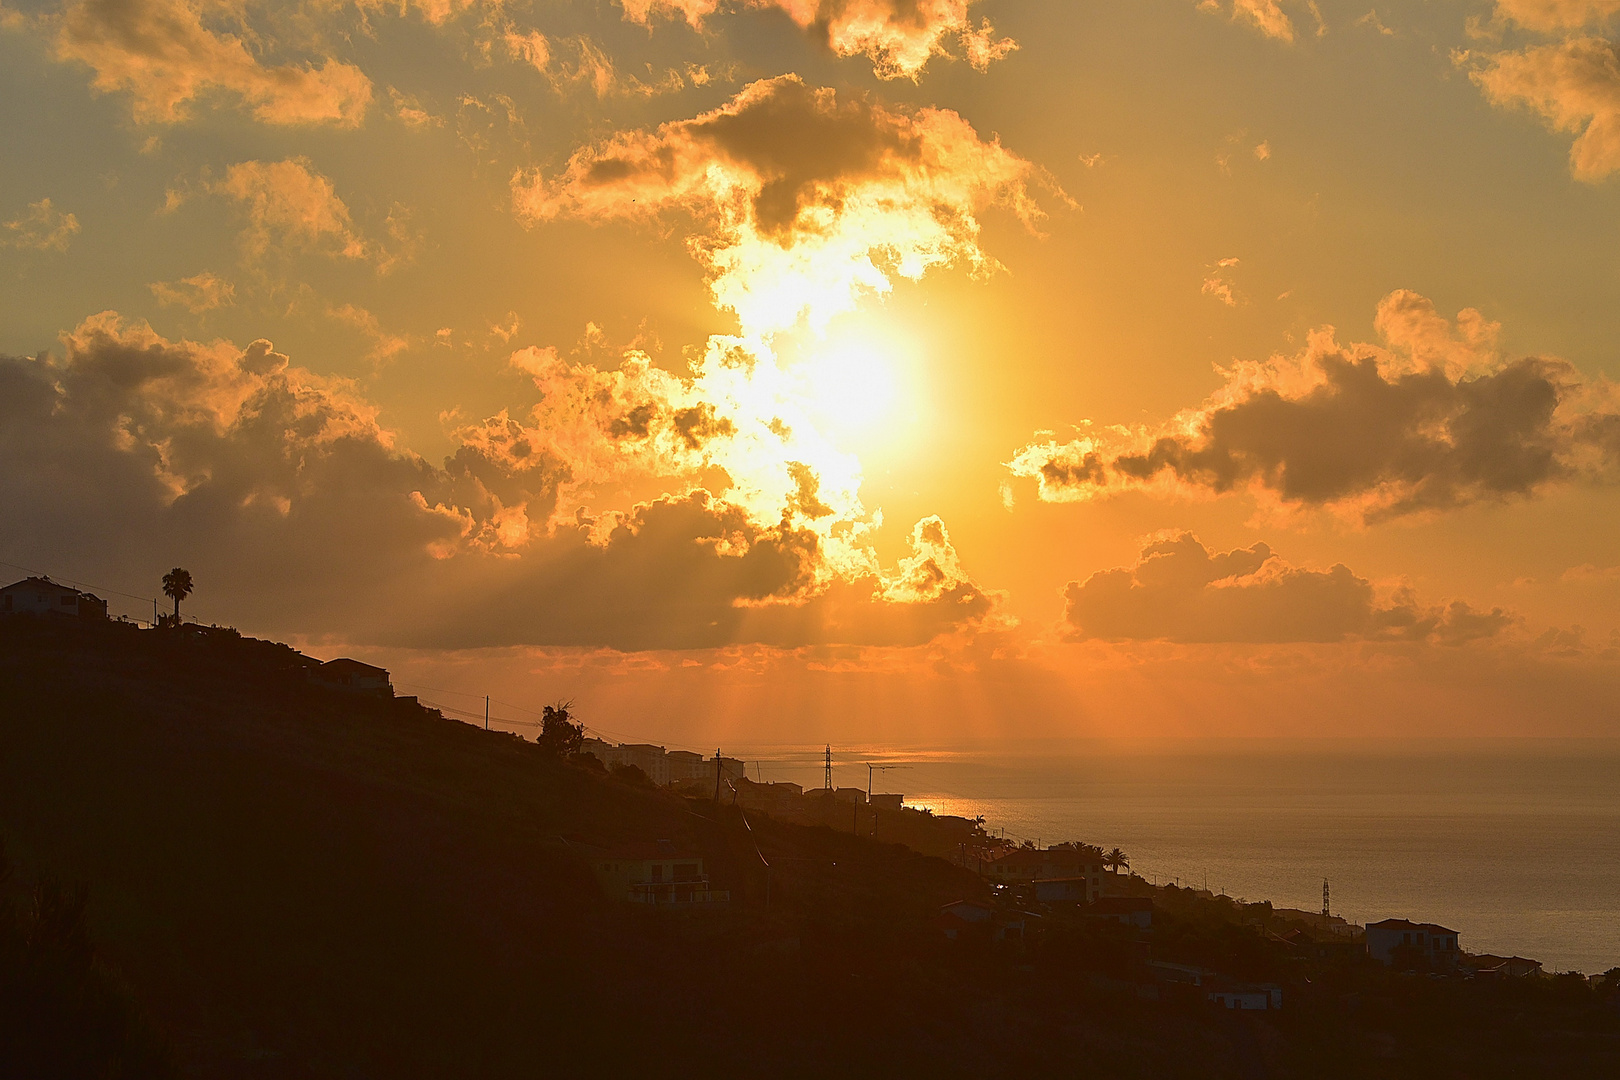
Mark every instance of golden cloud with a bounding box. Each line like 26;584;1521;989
1466;36;1620;181
1;197;79;252
1198;0;1296;43
1064;532;1515;644
513;74;1050;338
149;270;235;312
56;0;371;126
1008;291;1620;523
1494;0;1620;31
209;158;369;262
621;0;1016;79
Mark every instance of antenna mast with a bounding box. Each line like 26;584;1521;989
1322;878;1330;919
823;745;833;791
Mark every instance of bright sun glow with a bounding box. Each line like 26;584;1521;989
798;339;901;434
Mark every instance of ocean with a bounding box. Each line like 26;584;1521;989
746;740;1620;974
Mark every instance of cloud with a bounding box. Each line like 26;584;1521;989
0;313;992;650
1199;0;1296;42
513;74;1051;338
55;0;371;126
1008;290;1620;523
1063;532;1515;644
1494;1;1620;32
1202;257;1241;306
1465;36;1620;181
621;0;1016;80
209;158;369;263
1;198;80;251
148;270;234;312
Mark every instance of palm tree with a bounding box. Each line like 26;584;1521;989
1104;847;1130;874
161;568;193;626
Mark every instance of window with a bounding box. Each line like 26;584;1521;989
61;595;75;605
2;595;10;610
651;864;664;882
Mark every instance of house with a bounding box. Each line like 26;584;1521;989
1033;877;1097;904
832;787;867;805
936;900;1037;942
868;793;904;812
1207;981;1283;1010
1466;954;1543;979
1082;896;1154;929
667;750;709;783
984;848;1104;902
1365;919;1460;971
1;577;108;619
582;841;729;908
313;658;393;697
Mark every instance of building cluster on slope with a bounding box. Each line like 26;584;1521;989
2;575;412;706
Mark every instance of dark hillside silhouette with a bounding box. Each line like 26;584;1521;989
1;618;1617;1078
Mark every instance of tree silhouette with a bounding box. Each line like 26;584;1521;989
537;703;583;757
161;569;193;626
1104;847;1130;874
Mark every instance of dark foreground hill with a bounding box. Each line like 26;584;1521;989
2;617;1618;1079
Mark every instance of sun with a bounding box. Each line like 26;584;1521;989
793;334;904;438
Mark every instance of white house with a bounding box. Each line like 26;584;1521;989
1365;919;1460;971
1;577;108;619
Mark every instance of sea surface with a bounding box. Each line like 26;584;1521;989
747;740;1620;974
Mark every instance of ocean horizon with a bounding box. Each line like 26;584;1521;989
740;738;1620;975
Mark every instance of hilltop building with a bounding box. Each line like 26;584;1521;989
580;739;745;789
312;658;393;697
1365;919;1460;971
1;577;108;619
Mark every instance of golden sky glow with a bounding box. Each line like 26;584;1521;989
1;0;1618;745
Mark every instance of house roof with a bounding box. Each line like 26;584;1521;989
1367;918;1458;935
2;576;99;600
320;657;388;676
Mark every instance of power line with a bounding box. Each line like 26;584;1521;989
0;557;160;607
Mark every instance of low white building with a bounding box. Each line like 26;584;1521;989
1365;919;1460;971
1;577;108;619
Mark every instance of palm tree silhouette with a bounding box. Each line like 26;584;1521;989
162;568;193;626
1104;847;1130;874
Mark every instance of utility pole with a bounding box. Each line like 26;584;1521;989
713;749;723;803
152;598;157;628
484;696;490;731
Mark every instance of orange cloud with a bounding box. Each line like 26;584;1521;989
1494;0;1620;31
210;158;369;262
622;0;1016;79
0;314;995;650
1008;291;1620;522
1063;532;1515;644
1466;36;1620;181
56;0;371;127
1;197;79;251
1198;0;1296;43
513;74;1050;337
149;270;234;312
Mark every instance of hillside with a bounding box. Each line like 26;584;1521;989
3;617;1619;1079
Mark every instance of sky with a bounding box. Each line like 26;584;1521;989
2;0;1618;749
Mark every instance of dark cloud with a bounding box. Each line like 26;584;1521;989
1062;533;1515;645
0;314;991;651
1011;292;1620;523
